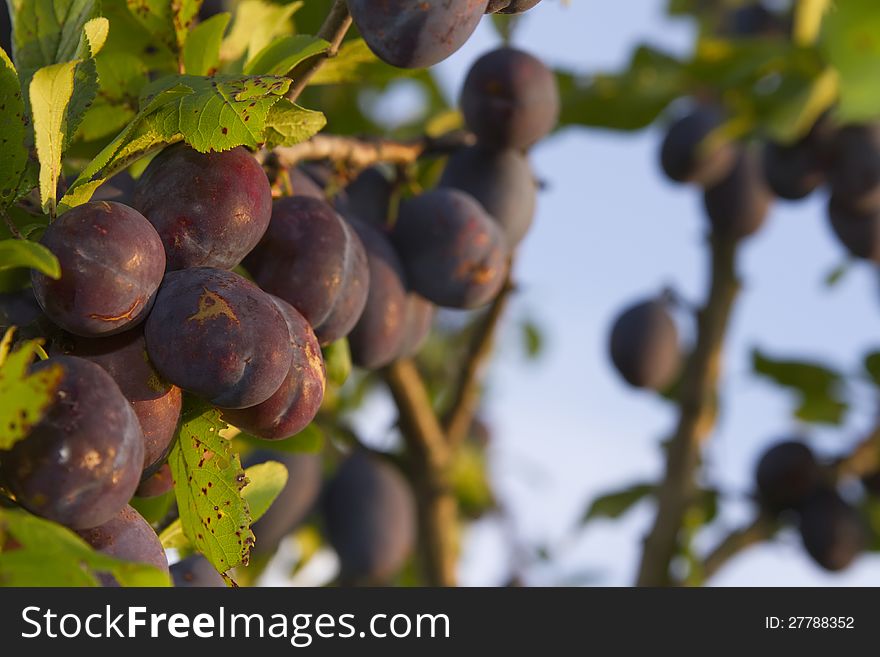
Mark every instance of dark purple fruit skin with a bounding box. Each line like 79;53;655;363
288;167;326;200
440;144;536;248
335;167;394;231
798;488;864;572
247;451;323;556
461;47;560;151
91;171;137;205
0;356;144;530
31;201;165;337
52;328;182;476
659;107;736;186
0;289;44;329
609;299;680;390
347;220;409;370
720;5;789;37
222;297;325;440
827;124;880;211
249;196;370;345
144;268;292;409
135;462;173;498
322;452;416;585
755;441;820;513
348;0;488;69
827;195;880;263
762;141;825;201
703;149;772;240
133;144;272;271
171;554;226;587
498;0;542;13
398;294;435;358
77;505;169;586
391;189;509;309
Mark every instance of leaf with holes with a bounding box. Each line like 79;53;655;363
0;331;63;451
168;403;254;574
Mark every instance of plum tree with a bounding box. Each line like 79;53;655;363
347;0;488;69
609;298;680;391
31;201;165;337
827;195;880;263
51;328;182;476
322;452;416;585
347;219;409;370
246;451;323;556
703;149;773;240
461;47;560;151
826;124;880;210
171;555;226;587
0;356;144;530
391;189;509;309
247;196;369;345
798;488;864;572
755;440;820;513
440;145;537;248
222;296;325;439
335;167;394;231
77;505;169;586
133;145;272;271
659;107;736;186
144;268;292;409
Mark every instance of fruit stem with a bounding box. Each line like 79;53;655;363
284;0;353;104
636;236;740;586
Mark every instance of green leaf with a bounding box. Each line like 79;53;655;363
239;461;288;523
0;239;60;278
125;0;203;55
0;49;29;209
244;34;328;76
160;460;288;553
821;0;880;122
0;507;171;586
30;62;76;215
309;38;410;86
322;338;351;388
263;99;326;147
0;332;63;451
221;0;302;68
582;483;655;523
183;12;230;76
558;46;687;131
10;0;100;72
78;54;148;142
864;351;880;388
167;403;254;574
521;319;543;360
752;349;848;425
99;0;177;72
234;422;325;454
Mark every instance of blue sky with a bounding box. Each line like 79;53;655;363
410;0;880;586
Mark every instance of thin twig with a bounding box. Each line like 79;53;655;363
271;131;476;171
636;236;741;586
383;359;457;586
285;0;353;104
444;272;515;448
2;212;24;240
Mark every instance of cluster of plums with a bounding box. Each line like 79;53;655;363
755;440;867;572
0;39;556;584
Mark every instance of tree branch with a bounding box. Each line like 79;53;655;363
285;0;353;104
383;359;458;586
444;271;515;448
272;131;476;171
636;236;741;586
